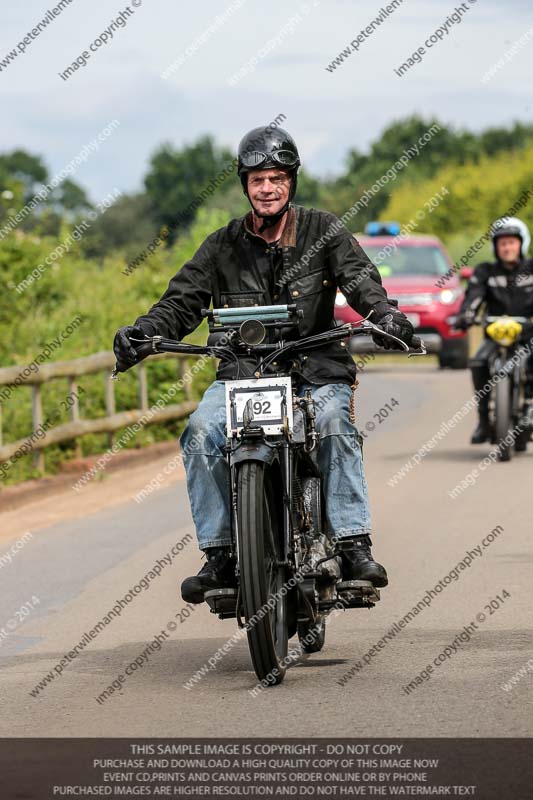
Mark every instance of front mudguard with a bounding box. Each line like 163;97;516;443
229;437;280;468
229;436;291;567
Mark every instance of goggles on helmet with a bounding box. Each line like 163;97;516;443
240;149;299;169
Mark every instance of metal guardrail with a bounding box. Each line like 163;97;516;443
0;351;198;472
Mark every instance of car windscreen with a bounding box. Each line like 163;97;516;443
361;244;450;277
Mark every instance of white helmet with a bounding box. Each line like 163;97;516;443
490;216;530;260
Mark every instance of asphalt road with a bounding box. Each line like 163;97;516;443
0;362;531;737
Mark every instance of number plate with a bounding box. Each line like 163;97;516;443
225;377;293;435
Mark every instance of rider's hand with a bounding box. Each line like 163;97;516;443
454;309;475;331
371;301;414;350
113;324;151;371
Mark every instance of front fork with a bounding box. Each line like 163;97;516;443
224;391;333;624
494;350;524;421
226;434;295;582
226;384;319;568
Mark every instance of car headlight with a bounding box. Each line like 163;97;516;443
439;288;461;305
335;292;347;307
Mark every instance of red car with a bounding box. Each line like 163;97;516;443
334;222;469;369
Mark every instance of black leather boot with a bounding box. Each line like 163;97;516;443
470;414;491;444
181;547;236;604
337;535;388;587
471;364;491;444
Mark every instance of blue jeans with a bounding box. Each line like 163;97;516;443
179;380;371;550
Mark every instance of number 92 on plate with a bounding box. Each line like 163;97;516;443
225;377;293;435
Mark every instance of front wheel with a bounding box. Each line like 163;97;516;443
494;374;513;462
237;461;288;685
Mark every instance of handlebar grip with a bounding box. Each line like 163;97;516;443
112;338;159;378
134;340;158;360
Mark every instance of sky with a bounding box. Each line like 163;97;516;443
2;0;532;203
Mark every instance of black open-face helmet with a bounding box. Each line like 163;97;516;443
237;126;300;229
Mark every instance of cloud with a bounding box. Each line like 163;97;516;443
1;0;532;198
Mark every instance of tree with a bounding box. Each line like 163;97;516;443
0;150;47;200
0;149;93;235
327;116;484;228
80;192;156;260
144;136;236;244
50;178;92;214
293;167;323;208
479;121;533;156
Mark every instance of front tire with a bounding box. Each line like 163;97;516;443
494;375;513;462
237;461;288;685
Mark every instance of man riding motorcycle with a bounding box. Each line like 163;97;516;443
456;216;533;443
113;125;414;603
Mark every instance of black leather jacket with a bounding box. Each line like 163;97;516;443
135;204;390;385
460;258;533;318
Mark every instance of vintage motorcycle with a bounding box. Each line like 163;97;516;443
475;315;533;461
115;305;425;685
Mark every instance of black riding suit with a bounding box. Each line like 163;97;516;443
459;258;533;414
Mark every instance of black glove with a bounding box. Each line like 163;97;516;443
113;324;152;371
454;309;475;331
520;320;533;344
371;301;414;350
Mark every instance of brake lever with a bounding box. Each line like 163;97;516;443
357;320;409;352
110;336;163;380
129;335;163;351
355;319;426;357
408;343;427;357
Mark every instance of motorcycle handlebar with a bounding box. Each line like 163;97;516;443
112;321;426;377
